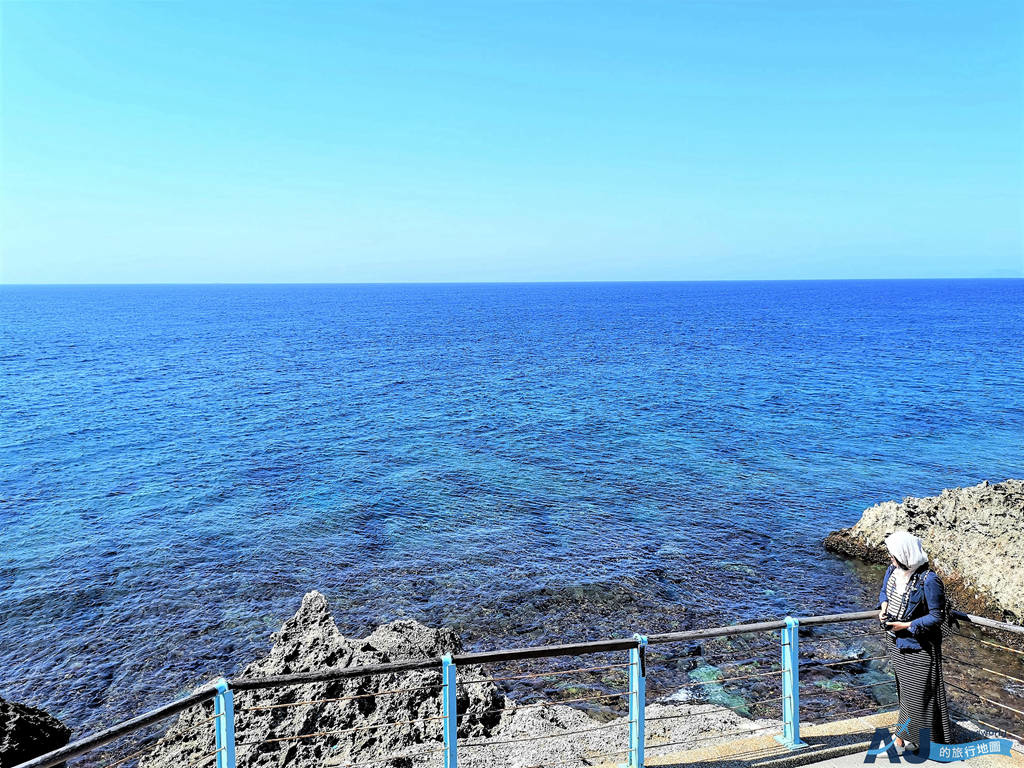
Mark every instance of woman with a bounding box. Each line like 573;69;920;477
878;531;952;752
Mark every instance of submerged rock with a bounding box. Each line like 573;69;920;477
0;696;71;768
141;592;776;768
824;479;1024;623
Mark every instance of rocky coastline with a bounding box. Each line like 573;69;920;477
0;697;70;768
140;592;777;768
823;479;1024;624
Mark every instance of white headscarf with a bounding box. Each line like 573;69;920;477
885;531;929;590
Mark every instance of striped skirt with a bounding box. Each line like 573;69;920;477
887;635;953;745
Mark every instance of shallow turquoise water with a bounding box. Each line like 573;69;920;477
1;280;1021;732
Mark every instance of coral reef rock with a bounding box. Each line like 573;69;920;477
824;479;1024;623
0;696;71;768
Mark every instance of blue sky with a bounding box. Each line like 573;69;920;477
1;1;1021;283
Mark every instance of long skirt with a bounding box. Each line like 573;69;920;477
887;635;953;745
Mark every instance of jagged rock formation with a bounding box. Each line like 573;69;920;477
141;592;776;768
0;696;71;768
824;479;1024;624
139;591;502;768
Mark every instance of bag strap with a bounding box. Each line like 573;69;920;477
896;568;928;621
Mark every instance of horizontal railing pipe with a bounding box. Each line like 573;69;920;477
453;637;638;665
648;618;788;644
14;685;219;768
231;658;441;691
797;610;878;626
953;610;1024;636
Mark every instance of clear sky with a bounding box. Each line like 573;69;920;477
1;1;1021;284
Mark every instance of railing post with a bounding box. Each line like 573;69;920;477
442;655;458;768
775;617;808;750
628;634;648;768
213;678;236;768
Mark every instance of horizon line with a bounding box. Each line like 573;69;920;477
1;275;1023;287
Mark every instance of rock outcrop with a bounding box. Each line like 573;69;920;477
0;697;71;768
824;479;1024;623
142;592;776;768
140;591;503;768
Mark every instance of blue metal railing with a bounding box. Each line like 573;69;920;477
212;679;236;768
11;608;1024;768
628;634;649;768
776;616;808;751
441;655;458;768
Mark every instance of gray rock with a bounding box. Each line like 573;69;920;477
141;591;502;768
824;479;1024;624
0;696;71;768
142;592;777;768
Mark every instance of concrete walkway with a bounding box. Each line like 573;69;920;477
598;712;1023;768
805;747;1021;768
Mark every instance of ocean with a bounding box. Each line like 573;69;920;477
1;280;1022;733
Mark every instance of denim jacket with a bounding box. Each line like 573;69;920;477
878;564;945;650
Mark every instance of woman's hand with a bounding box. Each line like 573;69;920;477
886;621;911;632
879;603;888;623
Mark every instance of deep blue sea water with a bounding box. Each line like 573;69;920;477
1;280;1022;734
